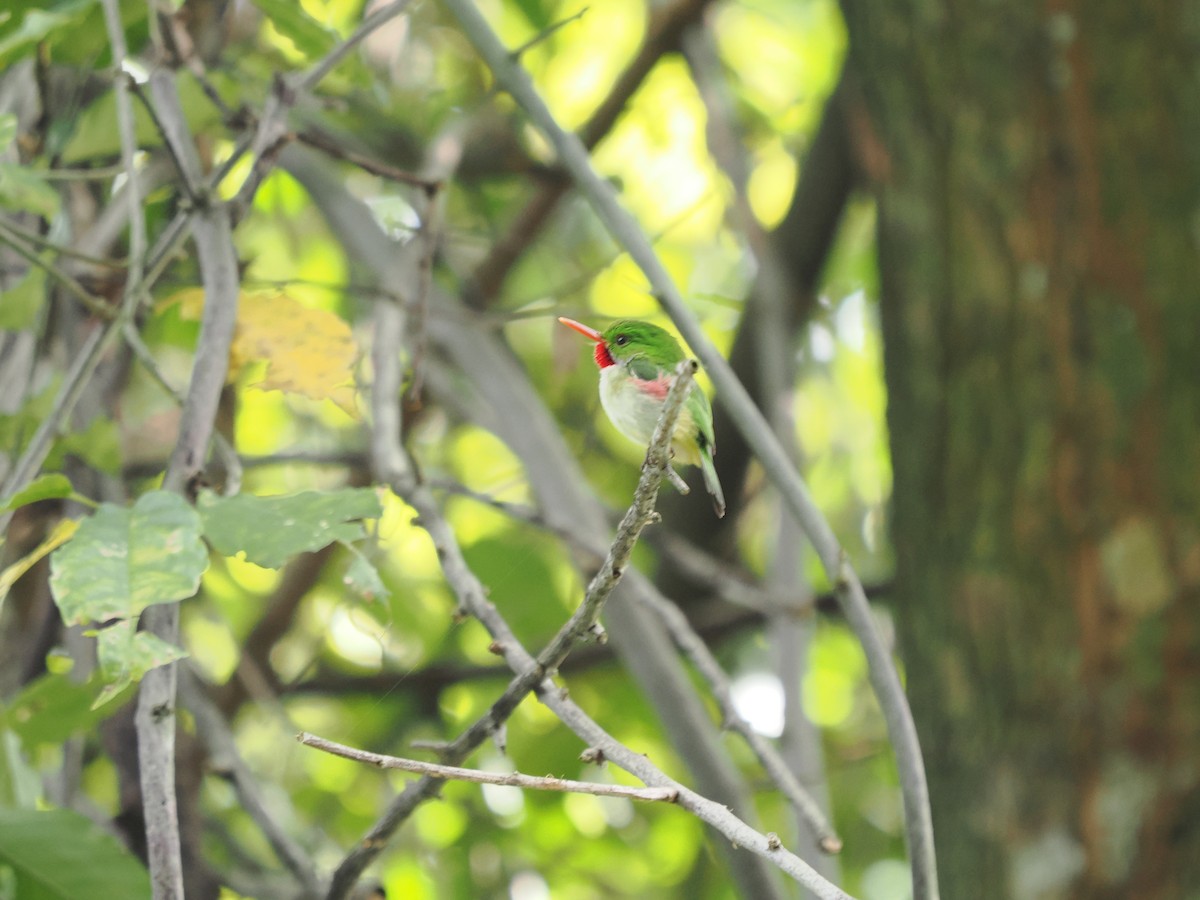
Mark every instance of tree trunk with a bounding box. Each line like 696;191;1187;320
842;1;1200;897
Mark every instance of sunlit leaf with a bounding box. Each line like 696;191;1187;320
0;728;39;809
0;807;151;898
341;544;391;602
3;672;125;751
249;0;337;58
167;288;360;416
0;113;16;149
0;1;97;67
197;488;382;569
0;518;79;611
0;161;60;218
54;415;122;475
49;491;207;624
0;265;46;330
0;473;74;512
91;620;188;709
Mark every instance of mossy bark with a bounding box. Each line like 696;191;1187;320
842;1;1200;896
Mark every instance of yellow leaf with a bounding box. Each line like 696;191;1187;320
233;291;360;416
158;287;207;319
159;288;360;417
0;518;80;608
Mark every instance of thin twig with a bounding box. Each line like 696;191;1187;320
342;350;851;899
509;7;589;59
182;672;322;897
0;217;128;269
122;323;243;494
231;0;416;220
441;5;938;898
0;224;114;318
428;476;813;616
296;0;412;93
298;732;679;802
0;326;113;517
294;129;434;188
408;122;463;401
101;0;146;292
634;581;842;852
102;1;190;895
465;0;712;305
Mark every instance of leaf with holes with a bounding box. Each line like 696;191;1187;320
49;491;207;624
91;621;188;709
342;544;391;602
198;488;382;570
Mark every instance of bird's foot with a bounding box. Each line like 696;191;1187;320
665;466;690;495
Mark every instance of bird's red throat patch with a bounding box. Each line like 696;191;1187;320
593;343;615;368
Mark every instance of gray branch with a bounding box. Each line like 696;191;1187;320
298;733;680;803
133;65;240;899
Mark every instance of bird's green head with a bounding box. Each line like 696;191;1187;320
559;317;685;370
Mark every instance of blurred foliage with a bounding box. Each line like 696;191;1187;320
0;0;907;897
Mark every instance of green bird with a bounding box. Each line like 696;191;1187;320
559;317;726;518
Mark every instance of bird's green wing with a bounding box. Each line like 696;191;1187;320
627;356;661;382
685;385;716;452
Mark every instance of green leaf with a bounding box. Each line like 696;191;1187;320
49;491;207;624
0;519;78;613
0;113;16;150
0;265;46;330
3;672;123;751
0;473;73;513
91;621;187;708
61;72;219;164
0;729;39;809
0;807;151;899
0;161;60;218
249;0;337;58
341;544;391;602
198;488;382;569
54;414;121;474
0;2;97;67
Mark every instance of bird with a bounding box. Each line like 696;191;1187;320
558;316;726;517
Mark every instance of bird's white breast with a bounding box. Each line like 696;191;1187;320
598;365;698;463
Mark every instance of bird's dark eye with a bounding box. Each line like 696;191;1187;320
614;335;628;346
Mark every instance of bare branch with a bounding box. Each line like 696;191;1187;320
100;0;146;289
0;221;113;317
133;50;241;900
121;323;243;494
298;732;679;802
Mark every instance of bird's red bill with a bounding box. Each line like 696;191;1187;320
557;317;603;342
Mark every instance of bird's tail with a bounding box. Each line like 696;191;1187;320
700;449;726;518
